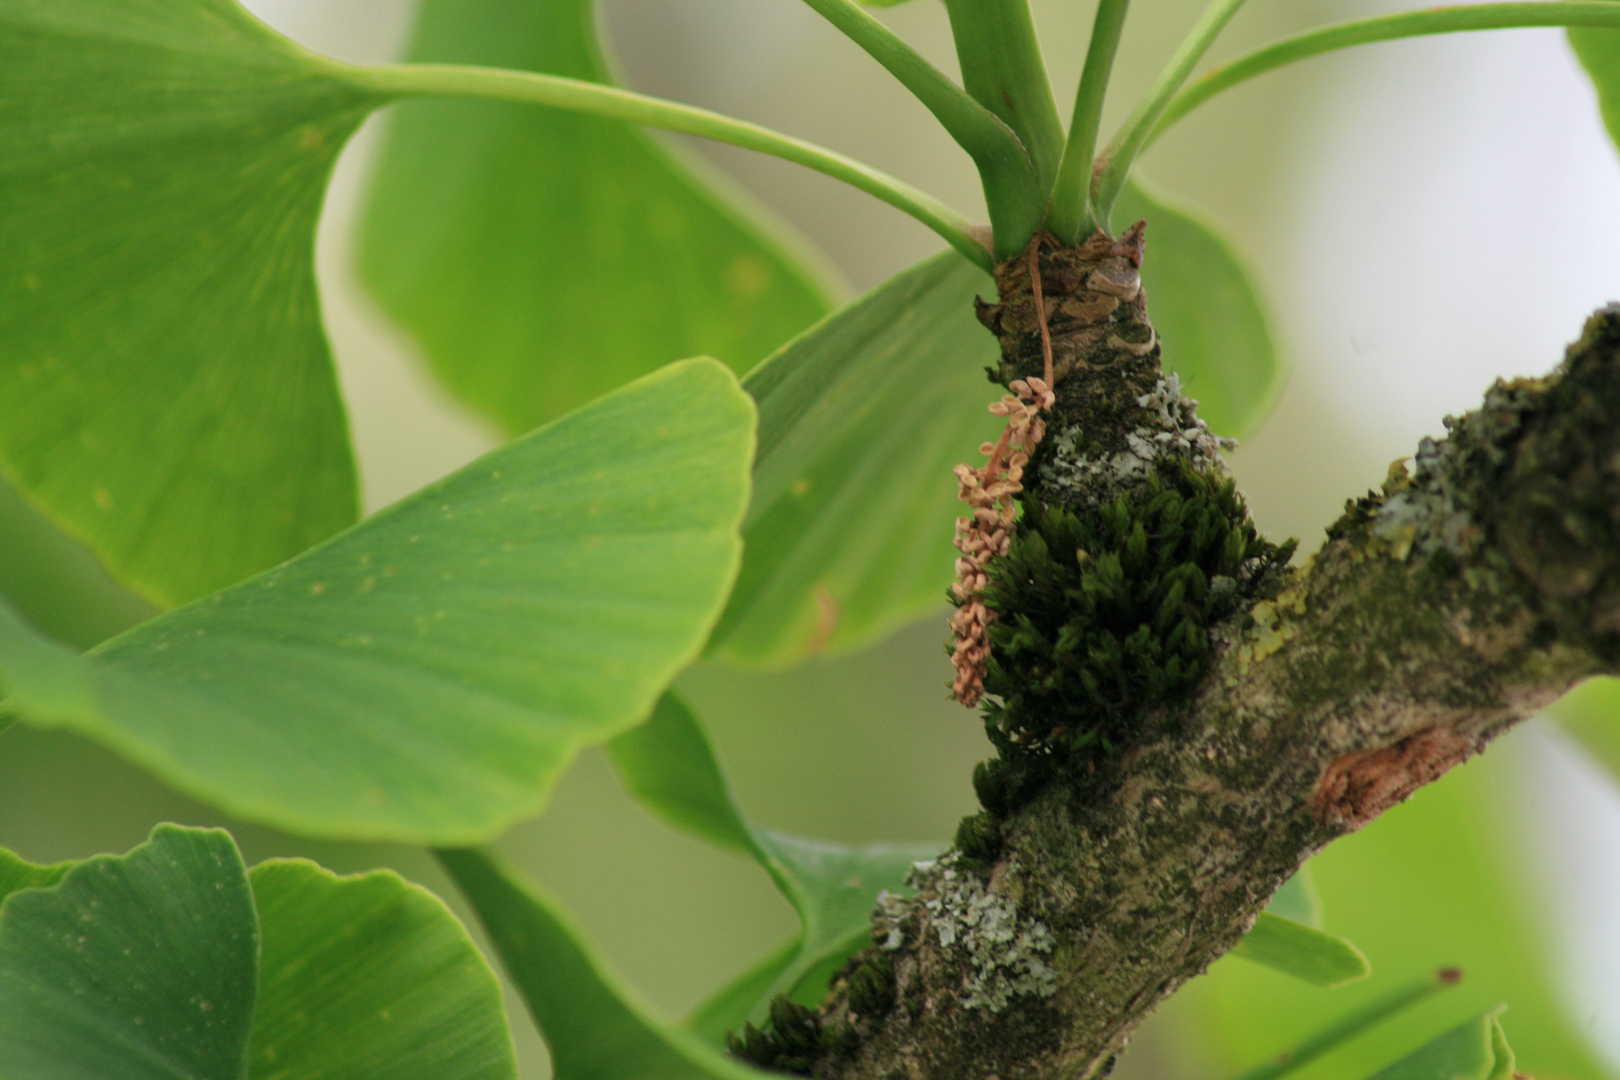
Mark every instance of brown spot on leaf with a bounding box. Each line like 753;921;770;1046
809;585;839;656
1309;726;1476;831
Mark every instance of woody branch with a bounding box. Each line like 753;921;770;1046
810;247;1620;1080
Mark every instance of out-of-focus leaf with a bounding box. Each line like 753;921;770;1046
1548;675;1620;782
1570;28;1620;159
437;847;766;1080
0;826;518;1080
1115;177;1283;438
752;831;933;1012
1266;867;1323;927
685;937;800;1043
708;252;1003;666
604;692;757;856
0;825;259;1080
1233;973;1463;1080
0;0;379;606
0;594;97;725
1230;912;1370;987
0;360;755;844
607;693;937;1030
248;859;517;1080
1184;743;1612;1080
1364;1009;1515;1080
357;0;835;438
0;847;73;907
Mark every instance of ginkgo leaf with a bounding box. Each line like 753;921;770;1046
0;0;380;606
0;825;260;1080
0;847;72;905
708;252;1002;666
0;360;755;844
1570;26;1620;162
248;859;517;1080
357;0;836;437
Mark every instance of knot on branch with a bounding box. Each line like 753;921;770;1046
1307;725;1477;830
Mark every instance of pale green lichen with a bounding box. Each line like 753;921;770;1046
1039;374;1235;511
1372;379;1542;562
908;856;1059;1012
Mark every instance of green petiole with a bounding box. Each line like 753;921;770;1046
1048;0;1133;243
1234;969;1462;1080
1091;0;1253;231
941;0;1067;254
1151;1;1620;144
795;0;1043;255
351;62;992;270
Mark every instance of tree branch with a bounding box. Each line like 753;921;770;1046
810;255;1620;1079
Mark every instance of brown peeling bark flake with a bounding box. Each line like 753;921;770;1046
1309;727;1477;831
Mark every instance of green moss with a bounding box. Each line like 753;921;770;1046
847;954;898;1019
972;458;1293;774
725;995;824;1075
954;810;1003;866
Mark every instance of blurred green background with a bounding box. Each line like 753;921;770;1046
5;0;1620;1077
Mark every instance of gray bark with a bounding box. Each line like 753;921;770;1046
812;243;1620;1080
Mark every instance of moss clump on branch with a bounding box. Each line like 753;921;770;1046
974;457;1294;768
727;994;857;1075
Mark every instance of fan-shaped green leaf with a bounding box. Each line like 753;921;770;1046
1114;177;1282;439
0;847;72;905
750;831;933;1012
0;593;97;724
604;692;758;856
248;860;517;1080
0;359;755;843
0;825;259;1080
0;0;384;606
708;252;1002;665
357;0;835;438
437;847;767;1080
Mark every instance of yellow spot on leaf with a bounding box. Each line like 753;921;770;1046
726;254;771;299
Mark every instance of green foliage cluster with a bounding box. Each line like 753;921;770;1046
975;458;1295;767
7;0;1620;1076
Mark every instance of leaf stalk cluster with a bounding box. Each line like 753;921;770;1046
352;0;1620;265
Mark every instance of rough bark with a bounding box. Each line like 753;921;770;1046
807;233;1620;1080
